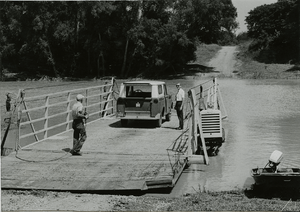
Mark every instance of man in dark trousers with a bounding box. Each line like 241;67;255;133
70;94;89;156
175;83;185;130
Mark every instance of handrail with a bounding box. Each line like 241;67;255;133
189;79;212;90
218;87;228;120
189;78;224;111
20;110;70;126
20;121;72;139
21;97;113;115
16;78;116;149
24;83;113;101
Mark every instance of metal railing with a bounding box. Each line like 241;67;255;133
189;78;227;119
14;78;116;149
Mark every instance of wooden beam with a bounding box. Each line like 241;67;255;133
23;101;38;142
188;89;209;165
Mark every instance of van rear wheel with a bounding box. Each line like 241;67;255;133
165;113;171;122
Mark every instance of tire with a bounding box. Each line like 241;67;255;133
165;113;171;122
157;114;162;127
121;119;128;127
222;128;225;143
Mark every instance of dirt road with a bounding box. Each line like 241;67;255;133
208;46;238;76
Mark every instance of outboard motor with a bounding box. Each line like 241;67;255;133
267;150;283;172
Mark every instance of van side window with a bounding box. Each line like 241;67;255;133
158;85;162;95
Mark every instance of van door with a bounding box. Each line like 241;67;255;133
124;84;152;113
151;85;163;117
164;84;172;114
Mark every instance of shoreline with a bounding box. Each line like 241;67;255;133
2;187;299;211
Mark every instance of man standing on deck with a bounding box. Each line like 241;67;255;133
175;83;185;130
70;94;89;156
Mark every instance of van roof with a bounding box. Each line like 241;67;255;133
123;80;165;85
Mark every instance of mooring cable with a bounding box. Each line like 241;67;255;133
281;198;292;211
15;148;71;163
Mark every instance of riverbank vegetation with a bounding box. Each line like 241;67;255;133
235;0;300;79
193;44;222;66
114;190;300;211
0;1;237;80
1;1;299;81
235;40;299;79
245;0;299;64
2;189;299;211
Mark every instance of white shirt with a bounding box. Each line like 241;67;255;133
72;101;83;120
176;88;185;101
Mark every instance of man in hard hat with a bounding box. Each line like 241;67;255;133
70;94;89;156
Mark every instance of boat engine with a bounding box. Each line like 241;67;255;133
266;150;283;172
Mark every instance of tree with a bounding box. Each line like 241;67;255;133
0;1;81;77
0;2;26;74
246;0;299;63
1;0;240;79
172;0;238;44
122;0;197;78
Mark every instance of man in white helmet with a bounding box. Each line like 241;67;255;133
70;94;89;156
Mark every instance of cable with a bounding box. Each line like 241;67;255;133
15;148;71;163
281;199;292;211
11;88;71;163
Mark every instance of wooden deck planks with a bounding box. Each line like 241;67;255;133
2;114;184;191
2;151;172;190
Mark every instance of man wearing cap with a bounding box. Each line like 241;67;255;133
175;83;184;130
70;94;89;156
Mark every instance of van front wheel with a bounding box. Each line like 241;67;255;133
157;114;162;127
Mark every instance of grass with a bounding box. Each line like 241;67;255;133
192;44;222;66
236;41;300;79
112;189;300;211
2;188;299;211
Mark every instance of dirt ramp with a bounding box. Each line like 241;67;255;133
208;46;238;76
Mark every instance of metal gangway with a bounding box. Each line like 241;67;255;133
167;78;227;177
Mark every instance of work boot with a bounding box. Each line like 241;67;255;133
72;151;82;156
70;150;82;156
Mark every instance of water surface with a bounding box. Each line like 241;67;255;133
170;78;300;196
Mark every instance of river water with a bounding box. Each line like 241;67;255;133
169;78;300;196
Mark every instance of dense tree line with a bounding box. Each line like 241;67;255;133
245;0;299;64
0;0;238;79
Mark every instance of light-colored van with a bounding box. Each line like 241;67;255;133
116;81;173;127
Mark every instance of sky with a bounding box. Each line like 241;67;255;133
232;0;278;34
